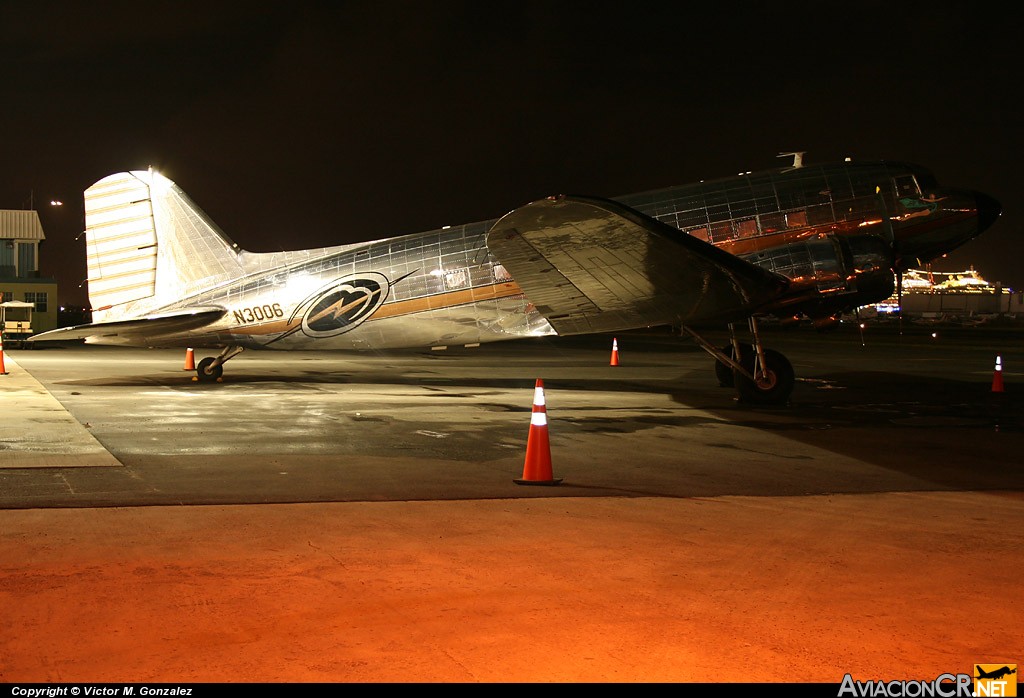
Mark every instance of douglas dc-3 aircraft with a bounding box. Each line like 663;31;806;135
31;154;1001;404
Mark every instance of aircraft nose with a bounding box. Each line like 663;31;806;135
976;191;1002;232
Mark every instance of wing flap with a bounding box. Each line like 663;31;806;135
30;307;226;344
486;195;789;334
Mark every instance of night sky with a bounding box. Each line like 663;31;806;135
2;1;1019;308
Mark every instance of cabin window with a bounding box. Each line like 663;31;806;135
734;219;758;238
786;210;808;228
847;169;883;197
806;203;835;226
758;212;786;234
676;208;711;229
709;221;733;243
443;268;469;290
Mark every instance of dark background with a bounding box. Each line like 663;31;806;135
1;1;1018;308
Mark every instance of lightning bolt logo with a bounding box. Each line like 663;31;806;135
289;272;392;338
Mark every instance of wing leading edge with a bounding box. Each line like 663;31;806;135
30;307;226;345
486;195;789;335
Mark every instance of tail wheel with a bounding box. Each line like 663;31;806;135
734;348;794;405
196;357;223;383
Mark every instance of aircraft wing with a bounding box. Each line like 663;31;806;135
30;307;226;344
486;195;789;334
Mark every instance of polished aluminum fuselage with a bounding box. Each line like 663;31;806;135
78;161;999;350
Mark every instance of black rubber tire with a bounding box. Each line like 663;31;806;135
196;356;223;383
734;348;795;405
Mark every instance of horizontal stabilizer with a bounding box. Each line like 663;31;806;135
30;307;226;344
486;195;789;334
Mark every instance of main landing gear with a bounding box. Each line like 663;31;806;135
194;346;245;383
682;318;795;406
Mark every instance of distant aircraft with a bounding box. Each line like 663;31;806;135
31;154;1001;404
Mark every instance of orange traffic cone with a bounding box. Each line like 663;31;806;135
183;347;195;371
514;379;562;486
0;337;8;376
991;355;1004;393
610;337;620;366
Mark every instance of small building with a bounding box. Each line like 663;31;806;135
0;209;59;338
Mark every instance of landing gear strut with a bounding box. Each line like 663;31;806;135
195;346;245;383
684;318;795;406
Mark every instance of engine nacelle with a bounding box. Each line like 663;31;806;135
742;234;895;319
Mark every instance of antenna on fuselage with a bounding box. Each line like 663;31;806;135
778;151;805;169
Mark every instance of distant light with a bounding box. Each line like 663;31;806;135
50;200;62;206
931;332;938;338
148;170;174;194
442;225;451;229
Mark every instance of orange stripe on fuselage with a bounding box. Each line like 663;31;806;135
714;224;857;256
712;210;971;256
371;281;523;319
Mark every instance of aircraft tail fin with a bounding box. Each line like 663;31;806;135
84;170;244;323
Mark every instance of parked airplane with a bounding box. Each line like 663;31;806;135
31;154;1001;404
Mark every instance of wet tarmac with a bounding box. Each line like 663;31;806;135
2;324;1022;506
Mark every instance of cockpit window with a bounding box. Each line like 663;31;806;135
893;175;921;197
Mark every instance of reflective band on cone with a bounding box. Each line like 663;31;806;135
992;355;1004;393
610;337;620;367
514;378;562;486
184;347;195;371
